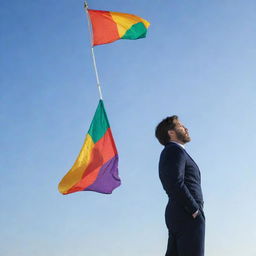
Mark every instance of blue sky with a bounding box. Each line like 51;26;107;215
1;0;256;255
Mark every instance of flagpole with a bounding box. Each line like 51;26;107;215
84;1;103;100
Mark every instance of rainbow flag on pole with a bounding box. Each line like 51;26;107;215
58;100;121;195
88;9;150;46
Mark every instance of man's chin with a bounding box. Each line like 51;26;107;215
184;137;191;143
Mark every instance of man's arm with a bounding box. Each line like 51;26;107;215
161;146;199;216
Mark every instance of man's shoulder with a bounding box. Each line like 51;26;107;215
161;142;186;157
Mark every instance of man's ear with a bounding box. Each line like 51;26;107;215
168;130;175;140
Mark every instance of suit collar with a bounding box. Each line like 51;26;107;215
166;141;185;149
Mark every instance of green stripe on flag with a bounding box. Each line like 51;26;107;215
121;22;147;40
88;100;110;143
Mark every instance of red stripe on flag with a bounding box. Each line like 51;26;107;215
88;10;120;46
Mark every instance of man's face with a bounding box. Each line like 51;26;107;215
173;120;191;144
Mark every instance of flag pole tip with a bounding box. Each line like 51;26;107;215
84;1;88;9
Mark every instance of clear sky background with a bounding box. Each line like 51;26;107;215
1;0;256;255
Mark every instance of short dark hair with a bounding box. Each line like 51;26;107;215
155;115;178;146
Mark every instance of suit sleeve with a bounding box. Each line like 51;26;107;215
160;146;199;215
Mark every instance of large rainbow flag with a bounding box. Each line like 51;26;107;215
58;100;121;194
88;9;150;46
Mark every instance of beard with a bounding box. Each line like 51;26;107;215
175;129;191;144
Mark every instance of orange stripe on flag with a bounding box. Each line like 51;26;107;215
66;128;117;194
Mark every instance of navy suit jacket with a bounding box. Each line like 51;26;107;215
159;142;204;221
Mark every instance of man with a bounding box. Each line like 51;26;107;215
155;115;205;256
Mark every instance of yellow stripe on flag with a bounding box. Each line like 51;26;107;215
58;134;95;194
110;12;150;38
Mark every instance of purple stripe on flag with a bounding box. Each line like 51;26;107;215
84;155;121;194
